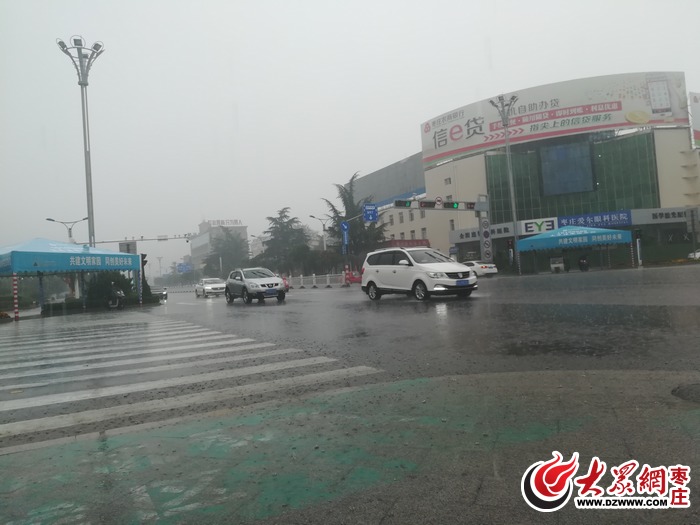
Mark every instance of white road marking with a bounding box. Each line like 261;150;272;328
0;332;234;361
0;342;275;381
0;366;380;437
0;348;304;391
0;337;256;370
0;356;337;411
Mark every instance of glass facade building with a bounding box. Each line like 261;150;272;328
486;132;659;225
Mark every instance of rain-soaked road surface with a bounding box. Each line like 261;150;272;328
1;265;699;524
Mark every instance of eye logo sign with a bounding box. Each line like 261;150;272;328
521;451;579;512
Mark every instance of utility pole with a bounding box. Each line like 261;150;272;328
489;94;521;275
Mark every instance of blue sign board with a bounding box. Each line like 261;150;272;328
363;204;378;222
340;221;350;232
177;263;193;273
342;230;349;245
558;210;631;229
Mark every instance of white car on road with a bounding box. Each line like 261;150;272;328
195;278;226;298
461;260;498;277
688;249;700;260
361;247;477;301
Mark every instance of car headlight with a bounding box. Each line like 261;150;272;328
248;282;260;289
427;271;447;279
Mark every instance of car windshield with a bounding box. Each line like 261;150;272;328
202;279;223;284
408;250;454;264
243;268;274;279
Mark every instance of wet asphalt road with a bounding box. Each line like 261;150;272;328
155;265;700;381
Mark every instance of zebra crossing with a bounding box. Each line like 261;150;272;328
0;312;382;451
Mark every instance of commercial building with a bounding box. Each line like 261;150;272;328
356;72;700;271
189;220;248;272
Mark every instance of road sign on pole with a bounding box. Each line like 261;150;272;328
363;204;378;222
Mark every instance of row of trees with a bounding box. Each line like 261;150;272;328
193;173;387;278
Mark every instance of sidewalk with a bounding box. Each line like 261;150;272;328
1;369;699;524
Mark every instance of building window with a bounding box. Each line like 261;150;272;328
421;227;427;239
444;177;452;185
389;215;394;226
409;210;414;222
390;234;395;240
449;219;455;231
420;209;426;219
400;232;405;240
410;230;416;240
399;212;404;224
446;195;453;201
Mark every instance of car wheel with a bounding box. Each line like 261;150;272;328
225;288;234;304
195;289;199;298
277;292;286;302
413;281;430;301
457;290;472;298
367;282;381;301
242;288;252;304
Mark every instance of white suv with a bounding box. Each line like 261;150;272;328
361;247;478;301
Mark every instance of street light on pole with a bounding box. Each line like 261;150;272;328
309;215;331;251
56;35;105;248
489;94;521;275
46;216;89;243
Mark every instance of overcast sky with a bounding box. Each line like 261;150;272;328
2;0;699;277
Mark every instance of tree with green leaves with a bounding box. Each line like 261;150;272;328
263;208;309;274
202;227;249;277
323;172;386;268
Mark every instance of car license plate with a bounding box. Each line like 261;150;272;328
456;279;467;286
265;289;277;295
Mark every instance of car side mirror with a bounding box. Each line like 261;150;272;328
398;259;409;266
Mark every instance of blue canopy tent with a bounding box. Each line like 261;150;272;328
516;225;635;272
0;238;141;320
516;225;632;252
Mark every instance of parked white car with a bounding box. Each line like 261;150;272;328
689;249;700;260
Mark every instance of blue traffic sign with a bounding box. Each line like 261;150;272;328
342;230;349;245
363;203;378;222
176;263;193;274
340;221;350;232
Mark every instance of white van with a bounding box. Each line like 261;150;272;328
360;247;478;301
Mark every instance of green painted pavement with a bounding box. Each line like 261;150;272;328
0;375;636;524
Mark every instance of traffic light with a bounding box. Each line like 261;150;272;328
465;202;476;210
443;201;459;209
141;254;148;268
634;229;642;240
419;201;436;208
394;200;412;207
507;239;514;250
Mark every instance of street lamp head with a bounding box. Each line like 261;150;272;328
46;218;56;222
92;42;102;52
72;36;84;47
56;39;67;51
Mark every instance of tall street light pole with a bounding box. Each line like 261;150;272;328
489;94;521;275
46;217;89;243
57;36;105;248
309;215;331;251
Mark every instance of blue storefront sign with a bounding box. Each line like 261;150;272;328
558;210;631;229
